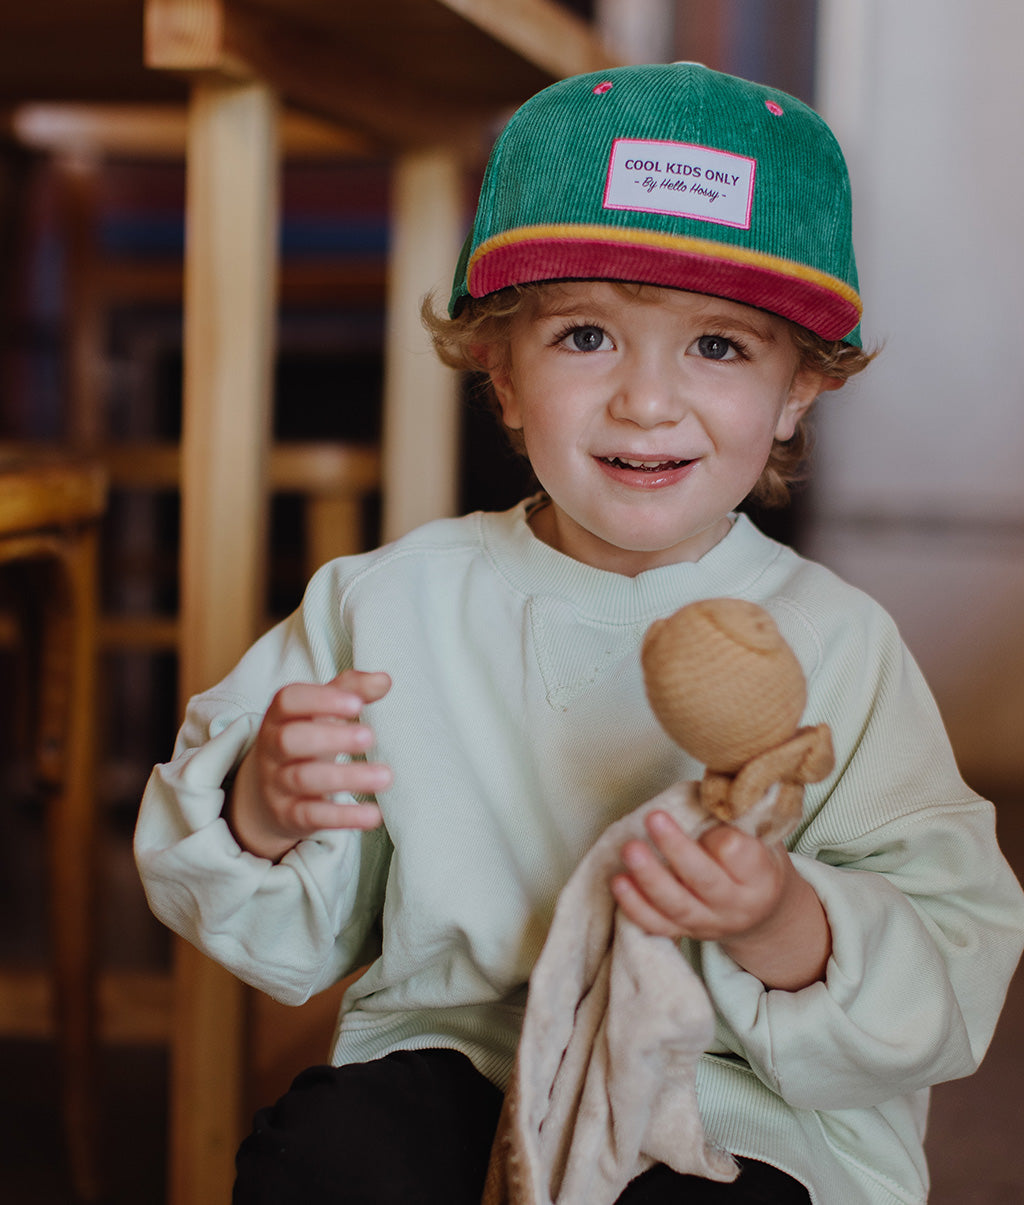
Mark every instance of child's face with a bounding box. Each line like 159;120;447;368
489;282;828;576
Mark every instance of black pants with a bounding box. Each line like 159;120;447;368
233;1049;810;1204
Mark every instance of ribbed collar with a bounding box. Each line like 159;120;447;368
480;498;782;623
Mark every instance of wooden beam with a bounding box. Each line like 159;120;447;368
0;968;173;1044
144;0;483;149
144;0;238;75
0;1;618;114
100;440;381;495
177;78;278;694
381;148;463;540
100;614;180;650
220;6;486;151
53;153;106;449
7;102;371;159
141;0;621;152
171;73;280;1205
438;0;615;78
0;3;187;108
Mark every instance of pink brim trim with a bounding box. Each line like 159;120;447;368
469;240;859;341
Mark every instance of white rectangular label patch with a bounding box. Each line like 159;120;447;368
603;138;756;229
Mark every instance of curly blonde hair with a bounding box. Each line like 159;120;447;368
423;283;874;508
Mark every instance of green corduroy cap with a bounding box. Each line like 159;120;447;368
450;62;861;345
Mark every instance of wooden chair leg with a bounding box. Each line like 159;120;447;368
40;531;102;1201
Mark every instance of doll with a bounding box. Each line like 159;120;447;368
642;597;834;840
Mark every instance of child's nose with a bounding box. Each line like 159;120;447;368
608;356;686;427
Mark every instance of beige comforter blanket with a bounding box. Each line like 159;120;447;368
483;782;790;1205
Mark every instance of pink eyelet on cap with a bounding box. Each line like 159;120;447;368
765;100;784;116
593;81;614;95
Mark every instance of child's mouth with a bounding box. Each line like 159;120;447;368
602;456;693;472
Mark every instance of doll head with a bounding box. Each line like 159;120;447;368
642;597;806;773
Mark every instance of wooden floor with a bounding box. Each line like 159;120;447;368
1;790;1022;1203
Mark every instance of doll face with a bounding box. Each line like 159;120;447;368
489;282;826;576
642;598;807;769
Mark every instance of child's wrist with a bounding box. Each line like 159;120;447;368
224;752;297;863
720;860;831;991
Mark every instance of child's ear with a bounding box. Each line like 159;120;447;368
774;370;840;441
478;348;523;430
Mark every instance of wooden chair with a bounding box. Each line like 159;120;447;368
0;447;108;1200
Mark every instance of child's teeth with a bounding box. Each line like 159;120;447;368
615;457;677;469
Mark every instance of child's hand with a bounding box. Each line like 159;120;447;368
610;810;831;991
227;670;393;862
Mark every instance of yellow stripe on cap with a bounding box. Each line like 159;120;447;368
468;223;863;318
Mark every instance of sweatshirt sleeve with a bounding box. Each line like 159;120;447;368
700;590;1024;1111
134;561;392;1006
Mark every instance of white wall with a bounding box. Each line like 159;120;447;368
596;0;676;63
811;0;1024;786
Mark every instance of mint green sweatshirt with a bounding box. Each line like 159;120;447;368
135;503;1024;1203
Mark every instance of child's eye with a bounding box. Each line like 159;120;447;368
691;334;743;361
561;325;609;352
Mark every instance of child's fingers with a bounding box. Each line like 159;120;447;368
329;669;392;704
268;672;391;725
619;836;713;928
614;816;793;942
290;799;384;833
610;872;686;938
274;756;392;800
272;717;377;762
643;812;730;903
700;824;781;886
269;681;366;723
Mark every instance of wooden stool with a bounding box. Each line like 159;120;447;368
0;447;107;1200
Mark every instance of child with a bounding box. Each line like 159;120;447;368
135;63;1024;1204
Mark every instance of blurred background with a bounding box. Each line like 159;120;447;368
1;1;1021;1201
